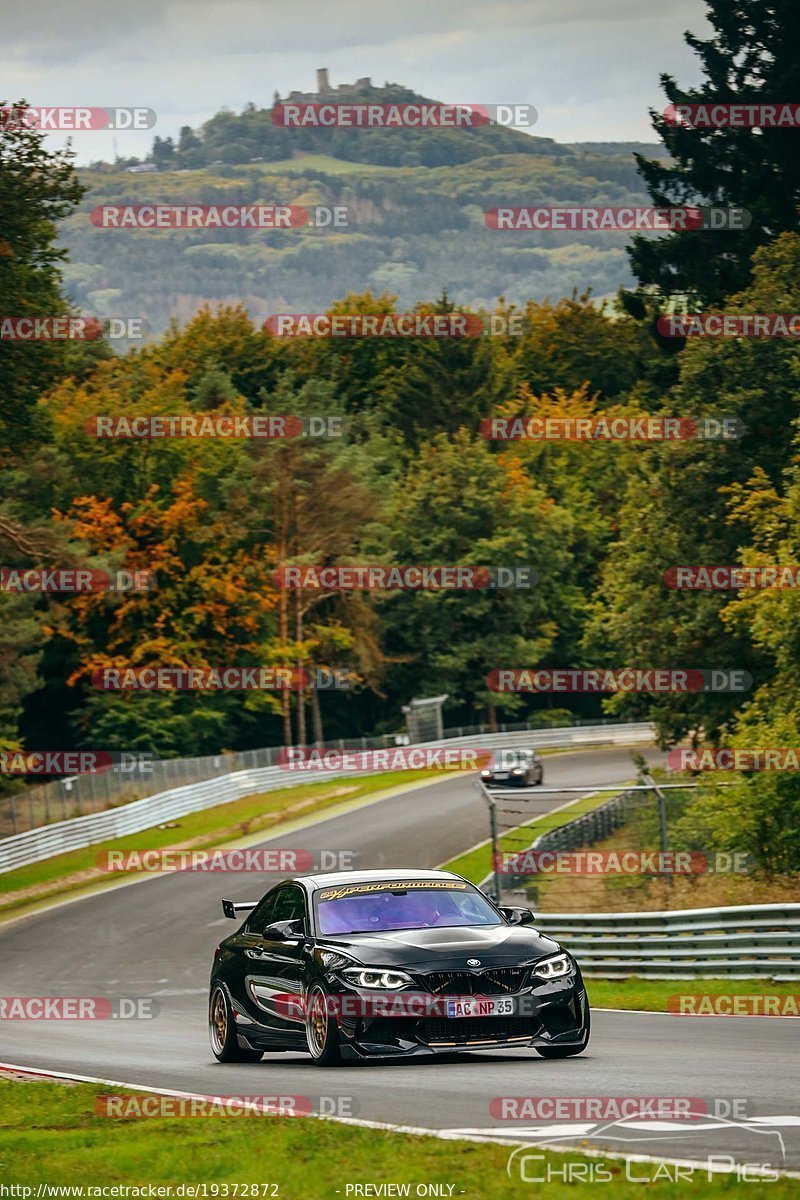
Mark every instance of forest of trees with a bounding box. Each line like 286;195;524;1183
60;105;660;331
60;147;649;332
2;0;800;871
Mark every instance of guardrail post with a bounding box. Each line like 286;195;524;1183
644;772;672;888
475;781;503;904
489;790;502;904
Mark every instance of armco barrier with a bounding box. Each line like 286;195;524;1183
1;710;657;835
479;774;800;979
0;722;654;874
0;716;651;837
532;904;800;979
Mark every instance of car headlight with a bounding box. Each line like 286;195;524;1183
531;953;573;980
340;967;413;990
480;769;491;777
511;767;524;775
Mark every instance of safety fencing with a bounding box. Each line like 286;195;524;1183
532;904;800;979
479;777;660;903
0;721;654;874
0;710;652;835
485;785;800;978
0;715;650;838
530;787;641;854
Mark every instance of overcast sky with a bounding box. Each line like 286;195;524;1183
2;0;710;163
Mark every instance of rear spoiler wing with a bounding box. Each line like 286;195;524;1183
222;898;257;919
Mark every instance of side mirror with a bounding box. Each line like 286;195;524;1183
262;918;305;941
500;906;535;925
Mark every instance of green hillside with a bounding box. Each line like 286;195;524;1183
62;83;662;335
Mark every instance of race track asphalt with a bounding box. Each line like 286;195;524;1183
1;745;797;1174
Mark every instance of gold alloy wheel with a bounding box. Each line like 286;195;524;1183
307;988;327;1055
210;988;228;1054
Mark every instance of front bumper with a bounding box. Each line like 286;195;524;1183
334;975;589;1060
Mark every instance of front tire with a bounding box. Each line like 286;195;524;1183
209;984;263;1062
305;983;342;1066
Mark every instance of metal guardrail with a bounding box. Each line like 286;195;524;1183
0;714;644;838
532;904;800;979
0;722;655;874
486;789;800;978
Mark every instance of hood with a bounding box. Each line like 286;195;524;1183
319;923;561;969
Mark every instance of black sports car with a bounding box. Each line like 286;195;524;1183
209;868;589;1065
480;748;544;787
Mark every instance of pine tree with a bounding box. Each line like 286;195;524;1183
630;0;800;305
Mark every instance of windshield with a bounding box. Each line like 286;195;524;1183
314;881;503;935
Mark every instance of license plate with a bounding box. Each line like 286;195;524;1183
493;771;510;780
446;997;515;1019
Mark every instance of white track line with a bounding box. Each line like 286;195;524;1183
593;1006;800;1018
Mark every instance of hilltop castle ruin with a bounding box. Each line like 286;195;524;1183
285;70;374;102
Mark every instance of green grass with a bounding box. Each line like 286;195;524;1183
251;153;399;175
441;787;616;883
586;977;800;1012
1;1080;796;1196
0;770;443;919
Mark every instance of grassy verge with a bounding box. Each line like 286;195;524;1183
0;770;444;920
1;1079;796;1196
528;819;800;913
441;787;613;883
586;977;800;1012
